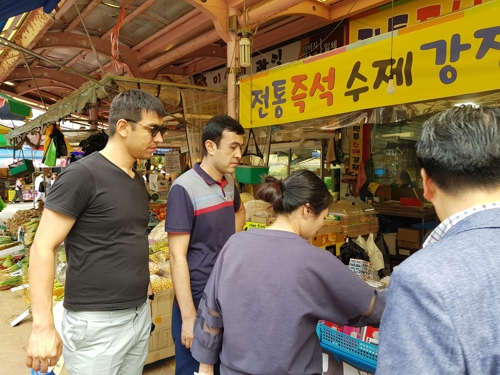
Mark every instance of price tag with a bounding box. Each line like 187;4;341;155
10;308;30;327
10;284;29;292
243;222;267;230
10;269;23;277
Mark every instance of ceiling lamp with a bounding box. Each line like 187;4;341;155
238;0;252;68
238;27;252;68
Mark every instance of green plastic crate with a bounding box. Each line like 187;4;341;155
8;159;35;177
235;165;269;184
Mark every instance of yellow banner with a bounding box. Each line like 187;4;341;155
349;0;489;43
239;1;500;128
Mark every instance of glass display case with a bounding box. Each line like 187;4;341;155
372;121;422;189
268;141;322;179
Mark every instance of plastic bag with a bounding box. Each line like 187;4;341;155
157;260;171;278
42;139;57;167
150;274;173;292
148;220;168;242
338;239;370;265
366;233;386;276
375;232;391;277
353;234;385;281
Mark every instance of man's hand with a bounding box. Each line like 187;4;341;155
181;314;195;349
26;327;63;373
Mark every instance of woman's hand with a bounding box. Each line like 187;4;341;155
196;363;214;375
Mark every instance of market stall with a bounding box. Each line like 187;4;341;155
238;0;498;263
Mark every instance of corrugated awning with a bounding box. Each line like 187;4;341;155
7;75;224;140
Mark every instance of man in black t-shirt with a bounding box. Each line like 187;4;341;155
26;90;167;375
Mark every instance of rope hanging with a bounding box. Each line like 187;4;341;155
110;0;132;70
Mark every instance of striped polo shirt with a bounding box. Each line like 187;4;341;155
165;162;240;302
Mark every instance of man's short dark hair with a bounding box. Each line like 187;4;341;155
108;90;166;136
417;105;500;195
202;115;245;156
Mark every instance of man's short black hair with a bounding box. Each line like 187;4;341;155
108;90;166;136
202;116;245;156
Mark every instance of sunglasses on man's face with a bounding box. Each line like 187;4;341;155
124;119;168;138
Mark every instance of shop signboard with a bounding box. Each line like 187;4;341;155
164;152;181;174
196;25;345;89
349;126;364;174
240;1;500;128
349;0;490;43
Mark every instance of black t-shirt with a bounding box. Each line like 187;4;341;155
46;152;150;311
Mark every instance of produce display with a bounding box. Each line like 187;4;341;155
150;274;173;292
149;262;160;275
240;192;254;204
148;219;168;242
0;206;50;312
150;207;166;222
6;208;42;236
0;275;22;290
149;240;169;257
0;255;28;290
148;221;173;292
0;235;12;246
244;199;276;223
22;219;39;247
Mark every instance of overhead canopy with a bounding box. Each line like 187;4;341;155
0;0;59;30
240;0;499;128
6;75;225;140
0;92;32;121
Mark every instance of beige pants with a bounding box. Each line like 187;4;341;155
62;302;151;375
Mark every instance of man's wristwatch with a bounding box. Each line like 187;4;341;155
148;293;155;301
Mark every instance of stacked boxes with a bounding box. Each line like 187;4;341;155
145;288;176;365
397;227;421;256
310;221;341;247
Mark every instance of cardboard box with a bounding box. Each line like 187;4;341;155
398;239;421;250
361;326;380;345
145;313;175;364
310;222;341;247
250;215;271;225
145;346;175;365
151;288;174;317
397;227;421;251
397;247;418;257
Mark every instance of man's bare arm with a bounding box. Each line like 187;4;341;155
27;209;76;372
168;232;196;348
235;201;246;232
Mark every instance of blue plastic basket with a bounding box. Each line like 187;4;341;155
317;322;378;373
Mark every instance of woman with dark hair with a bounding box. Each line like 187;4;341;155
398;170;413;188
191;170;386;375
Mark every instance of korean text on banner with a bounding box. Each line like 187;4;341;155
239;1;500;128
349;0;490;43
349;126;363;174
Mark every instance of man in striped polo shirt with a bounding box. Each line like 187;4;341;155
166;115;246;375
